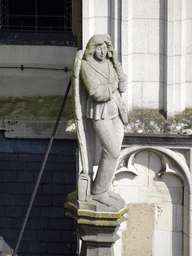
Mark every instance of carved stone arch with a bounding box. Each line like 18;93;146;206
113;146;192;256
116;146;191;191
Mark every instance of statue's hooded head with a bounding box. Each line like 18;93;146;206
83;34;114;60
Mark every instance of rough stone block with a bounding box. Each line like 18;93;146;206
0;217;12;228
48;219;71;230
0;229;19;241
41;207;64;218
138;186;183;204
16;170;34;183
122;203;154;256
53;171;76;184
116;185;139;204
132;81;163;109
66;163;76;172
186;82;192;108
133;0;164;19
141;82;162;109
94;17;108;34
34;195;52;206
37;230;61;242
65;184;76;194
15;195;31;206
18;153;35;162
62;230;77;242
30;217;48;230
133;54;163;82
175;0;185;20
9;161;27;171
132;19;148;53
22;229;37;241
55;162;66;171
44;162;56;171
1;170;16;183
11;217;29;229
28;241;47;254
94;0;108;17
40;171;52;184
46;154;56;163
55;155;75;163
23;205;40;218
0;153;11;161
24;183;35;194
153;230;171;256
42;184;66;195
27;161;41;171
0;194;15;206
5;205;22;217
149;19;164;54
0;183;6;193
0;161;9;170
187;22;192;53
0;206;6;216
52;195;65;207
6;183;24;194
47;242;71;254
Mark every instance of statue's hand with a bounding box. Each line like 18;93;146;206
111;49;118;65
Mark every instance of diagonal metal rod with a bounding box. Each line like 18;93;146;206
12;78;71;256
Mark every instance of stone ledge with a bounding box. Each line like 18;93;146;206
0;120;77;139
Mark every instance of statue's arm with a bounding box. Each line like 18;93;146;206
110;50;128;93
114;63;128;93
80;61;118;102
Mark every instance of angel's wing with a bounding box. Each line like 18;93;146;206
72;51;100;199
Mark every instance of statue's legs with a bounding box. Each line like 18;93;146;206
91;115;124;198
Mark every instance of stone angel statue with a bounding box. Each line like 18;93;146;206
72;34;128;209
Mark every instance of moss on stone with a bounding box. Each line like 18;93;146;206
126;108;192;135
0;95;74;121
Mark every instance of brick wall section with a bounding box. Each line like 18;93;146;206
0;134;78;256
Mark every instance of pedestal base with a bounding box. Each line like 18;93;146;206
80;241;115;256
65;190;128;256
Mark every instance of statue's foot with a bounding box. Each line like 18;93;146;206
92;192;114;207
108;190;121;200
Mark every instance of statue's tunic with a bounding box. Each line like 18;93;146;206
80;55;127;120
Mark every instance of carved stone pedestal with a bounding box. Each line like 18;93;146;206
65;191;127;256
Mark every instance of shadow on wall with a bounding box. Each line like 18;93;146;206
0;136;78;256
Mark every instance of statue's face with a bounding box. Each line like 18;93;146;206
94;43;108;61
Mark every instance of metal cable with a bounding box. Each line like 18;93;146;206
12;77;71;256
0;65;71;72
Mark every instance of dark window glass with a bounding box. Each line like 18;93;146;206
1;0;72;32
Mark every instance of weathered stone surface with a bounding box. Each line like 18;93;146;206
72;34;128;208
65;195;127;256
66;190;126;215
122;203;154;256
113;146;187;255
125;108;192;135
